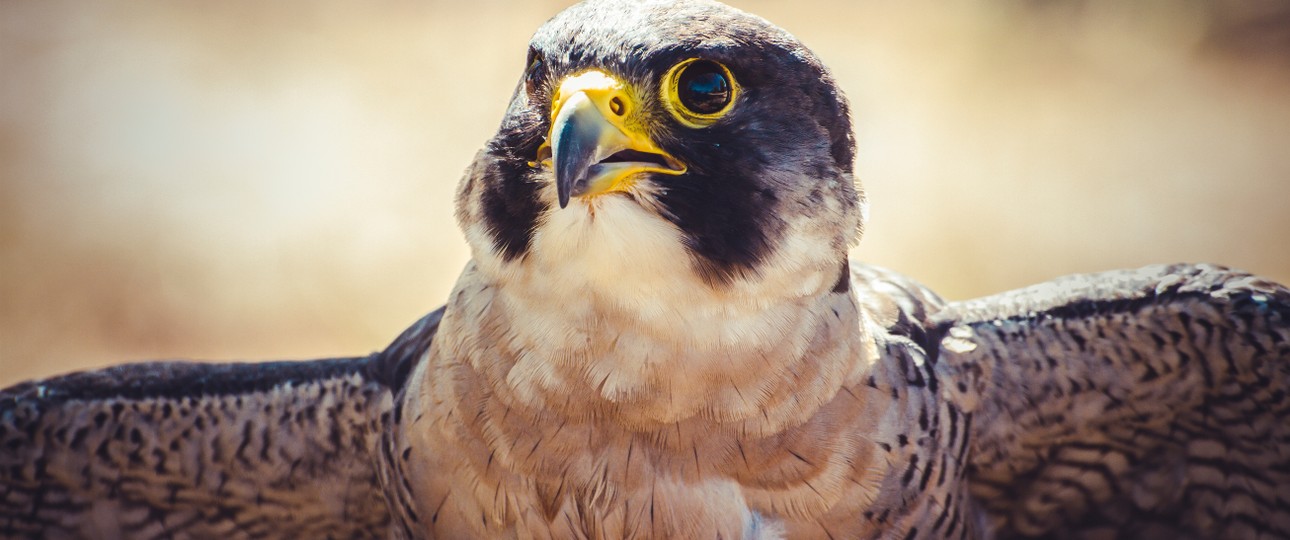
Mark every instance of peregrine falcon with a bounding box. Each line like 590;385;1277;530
3;1;1289;539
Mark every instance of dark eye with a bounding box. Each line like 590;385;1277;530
524;50;545;95
662;58;738;128
677;61;731;114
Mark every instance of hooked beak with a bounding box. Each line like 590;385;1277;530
535;71;686;208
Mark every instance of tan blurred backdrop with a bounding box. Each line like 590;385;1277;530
2;0;1289;385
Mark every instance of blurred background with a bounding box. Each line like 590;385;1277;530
2;0;1289;385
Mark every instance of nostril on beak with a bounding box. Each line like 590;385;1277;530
609;96;626;116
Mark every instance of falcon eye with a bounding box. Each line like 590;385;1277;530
524;50;546;95
662;58;739;128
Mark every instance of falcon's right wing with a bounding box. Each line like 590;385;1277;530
932;264;1290;539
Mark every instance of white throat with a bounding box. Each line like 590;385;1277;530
451;194;864;429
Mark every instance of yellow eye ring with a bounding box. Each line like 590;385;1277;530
661;58;739;128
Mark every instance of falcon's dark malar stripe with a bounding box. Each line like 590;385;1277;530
477;114;548;262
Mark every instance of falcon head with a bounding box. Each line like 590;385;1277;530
456;0;861;323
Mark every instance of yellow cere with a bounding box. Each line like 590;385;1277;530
538;69;686;199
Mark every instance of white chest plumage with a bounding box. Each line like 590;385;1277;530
383;229;968;539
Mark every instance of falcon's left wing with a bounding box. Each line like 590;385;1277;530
0;307;443;539
1;358;393;539
932;264;1290;539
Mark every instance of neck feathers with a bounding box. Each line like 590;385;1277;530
432;260;869;432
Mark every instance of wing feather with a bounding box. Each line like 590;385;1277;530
932;263;1290;539
0;307;444;538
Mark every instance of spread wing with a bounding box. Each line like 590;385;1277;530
0;307;443;539
932;264;1290;539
